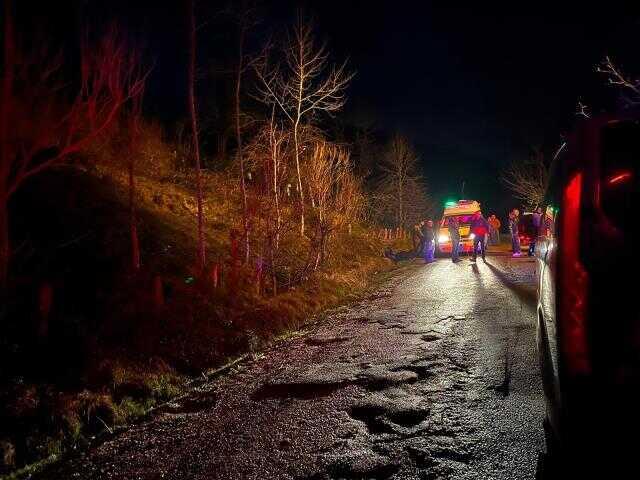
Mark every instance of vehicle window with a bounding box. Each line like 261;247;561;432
600;121;640;234
441;214;474;226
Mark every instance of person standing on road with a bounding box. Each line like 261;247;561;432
528;207;542;256
413;223;424;255
488;214;501;245
509;209;522;257
422;220;435;263
470;211;490;262
447;216;461;263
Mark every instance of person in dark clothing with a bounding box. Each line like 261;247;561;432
413;223;424;255
528;207;543;256
509;209;522;257
470;211;490;262
422;220;435;263
447;216;461;262
384;247;416;262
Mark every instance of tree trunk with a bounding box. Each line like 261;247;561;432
128;157;140;271
269;234;276;296
274;153;280;249
235;23;249;264
188;0;206;270
0;194;9;292
293;121;305;236
0;2;14;292
269;109;281;250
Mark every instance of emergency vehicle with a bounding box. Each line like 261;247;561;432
437;200;482;255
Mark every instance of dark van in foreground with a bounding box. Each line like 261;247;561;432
535;116;640;478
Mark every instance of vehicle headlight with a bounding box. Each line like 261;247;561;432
438;234;449;243
469;233;476;239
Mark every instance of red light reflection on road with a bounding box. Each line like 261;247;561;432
607;171;632;185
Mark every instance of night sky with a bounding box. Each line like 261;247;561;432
300;1;640;214
18;0;640;216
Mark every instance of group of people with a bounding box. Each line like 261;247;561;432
383;219;436;263
384;206;544;264
412;220;436;263
414;210;494;264
508;207;543;257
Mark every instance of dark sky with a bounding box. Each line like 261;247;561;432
18;0;640;216
296;1;640;214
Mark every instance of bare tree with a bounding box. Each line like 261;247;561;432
188;0;206;270
254;15;354;236
402;178;430;228
501;150;548;208
0;1;146;289
245;108;291;288
378;134;423;230
231;1;260;263
307;142;363;269
597;56;640;106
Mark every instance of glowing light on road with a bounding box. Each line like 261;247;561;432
438;234;449;243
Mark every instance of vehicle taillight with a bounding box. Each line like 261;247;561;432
560;172;590;376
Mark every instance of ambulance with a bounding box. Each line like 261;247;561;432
437;200;482;255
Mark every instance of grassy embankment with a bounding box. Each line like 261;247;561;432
0;164;409;477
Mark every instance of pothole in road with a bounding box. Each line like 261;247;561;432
252;381;352;401
319;453;400;480
421;334;442;342
358;368;419;391
347;391;431;434
378;322;406;330
391;364;437;381
348;404;395;434
387;408;430;428
305;336;351;346
405;437;473;472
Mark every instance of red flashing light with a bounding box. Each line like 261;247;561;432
607;171;632;185
560;172;590;376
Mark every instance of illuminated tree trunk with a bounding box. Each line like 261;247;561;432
128;154;140;272
188;0;206;270
235;21;249;264
273;139;280;250
128;91;143;272
293;120;305;236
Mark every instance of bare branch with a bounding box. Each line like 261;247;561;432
501;151;548;208
597;56;640;106
5;26;149;198
376;134;428;229
252;17;354;236
576;100;590;118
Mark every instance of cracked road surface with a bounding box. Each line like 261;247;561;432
42;254;544;480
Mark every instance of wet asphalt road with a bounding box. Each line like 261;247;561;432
42;253;544;480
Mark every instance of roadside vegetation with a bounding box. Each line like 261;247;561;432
0;2;428;475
